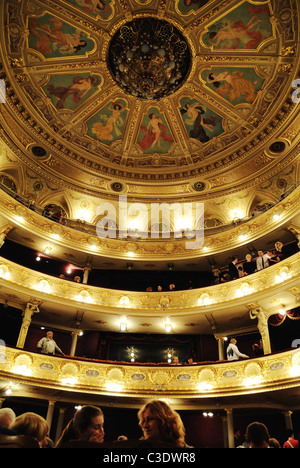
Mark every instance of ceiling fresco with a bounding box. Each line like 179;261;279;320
0;0;299;203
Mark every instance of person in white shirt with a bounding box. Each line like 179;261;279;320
256;250;270;271
37;331;64;355
226;338;249;361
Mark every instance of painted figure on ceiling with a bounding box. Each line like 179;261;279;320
28;15;91;57
203;2;272;50
180;101;221;143
207;71;258;103
91;102;126;142
47;75;101;110
138;112;174;151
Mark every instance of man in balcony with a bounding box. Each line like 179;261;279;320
226;338;249;361
37;331;65;356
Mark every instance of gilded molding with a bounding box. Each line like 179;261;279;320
0;252;299;315
0;346;299;400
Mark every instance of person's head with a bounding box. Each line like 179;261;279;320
73;405;104;443
245;254;252;261
230;338;237;345
138;400;185;446
232;256;238;263
257;250;264;257
10;412;48;445
0;407;16;428
286;428;294;439
169;284;175;290
246;422;270;448
46;331;53;339
172;356;179;365
157;285;162;292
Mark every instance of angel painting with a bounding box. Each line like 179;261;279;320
28;15;93;57
46;75;101;110
180;101;221;143
138;112;174;152
89;101;127;144
202;2;272;50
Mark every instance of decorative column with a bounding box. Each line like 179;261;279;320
249;307;272;355
225;409;235;448
283;411;294;431
0;224;13;249
46;400;56;432
16;302;39;349
55;408;66;444
82;266;91;284
70;331;79;356
215;336;226;360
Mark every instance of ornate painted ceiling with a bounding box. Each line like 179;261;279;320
0;0;299;230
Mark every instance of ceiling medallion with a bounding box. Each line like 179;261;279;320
108;17;191;100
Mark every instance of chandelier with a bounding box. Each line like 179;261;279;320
108;17;191;100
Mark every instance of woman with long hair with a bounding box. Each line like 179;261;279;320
137;400;190;447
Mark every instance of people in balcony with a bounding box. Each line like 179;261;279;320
228;256;239;280
243;253;256;275
37;330;65;356
226;338;249;361
256;250;270;271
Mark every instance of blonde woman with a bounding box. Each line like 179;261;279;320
138;400;190;447
10;412;49;447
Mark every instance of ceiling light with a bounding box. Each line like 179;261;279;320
164;317;173;333
120;315;128;331
105;382;123;392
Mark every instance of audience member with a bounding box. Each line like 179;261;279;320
267;250;280;266
274;241;285;260
157;285;163;292
137;400;191;447
169;283;176;291
10;412;49;447
228;256;239;280
220;271;231;283
243;254;256;275
0;408;16;435
269;437;281;448
226;338;249;361
256;250;270;271
37;331;65;356
171;356;180;365
73;405;104;444
146;287;153;292
246;422;270;448
283;429;299;448
73;276;81;283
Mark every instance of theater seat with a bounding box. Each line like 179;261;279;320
0;434;40;448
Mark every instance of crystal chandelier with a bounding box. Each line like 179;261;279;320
108;17;191;100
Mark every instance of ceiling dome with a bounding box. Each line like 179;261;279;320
0;0;299;204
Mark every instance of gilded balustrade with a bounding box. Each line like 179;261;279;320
0;252;299;314
0;184;299;260
0;346;299;400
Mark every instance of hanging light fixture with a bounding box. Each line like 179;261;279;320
108;17;191;100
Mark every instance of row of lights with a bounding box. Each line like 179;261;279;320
119;315;174;333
